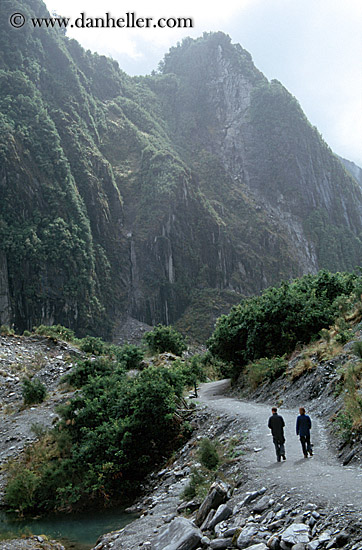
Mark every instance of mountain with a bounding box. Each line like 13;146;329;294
339;157;362;187
1;0;362;339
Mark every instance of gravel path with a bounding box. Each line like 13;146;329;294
198;379;362;512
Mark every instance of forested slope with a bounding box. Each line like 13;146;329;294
1;0;361;339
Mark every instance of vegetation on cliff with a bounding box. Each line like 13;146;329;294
1;1;362;339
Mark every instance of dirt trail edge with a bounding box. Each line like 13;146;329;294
198;379;362;511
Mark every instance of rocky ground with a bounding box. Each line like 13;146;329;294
0;334;82;502
1;335;362;550
89;386;362;550
0;535;65;550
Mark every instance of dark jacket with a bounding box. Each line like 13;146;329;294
296;413;311;437
268;413;285;441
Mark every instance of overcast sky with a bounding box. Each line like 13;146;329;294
44;0;362;167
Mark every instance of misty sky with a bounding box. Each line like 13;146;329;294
44;0;362;167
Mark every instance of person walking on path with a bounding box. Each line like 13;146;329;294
296;406;313;458
268;407;286;462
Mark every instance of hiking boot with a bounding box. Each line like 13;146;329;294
309;450;313;456
304;453;308;458
282;455;286;460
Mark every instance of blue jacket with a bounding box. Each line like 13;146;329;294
296;413;311;437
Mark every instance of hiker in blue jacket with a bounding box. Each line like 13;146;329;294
296;407;313;458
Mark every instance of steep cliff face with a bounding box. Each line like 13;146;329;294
0;252;10;326
157;33;362;274
0;5;361;338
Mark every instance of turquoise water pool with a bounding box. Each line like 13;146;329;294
0;507;136;549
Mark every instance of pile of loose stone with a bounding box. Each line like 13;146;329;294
0;334;81;502
152;480;361;550
91;407;362;550
0;535;65;550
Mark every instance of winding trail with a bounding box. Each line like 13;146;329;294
199;380;362;512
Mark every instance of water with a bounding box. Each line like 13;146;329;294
0;507;136;550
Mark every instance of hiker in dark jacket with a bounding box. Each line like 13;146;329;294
268;407;286;462
296;407;313;458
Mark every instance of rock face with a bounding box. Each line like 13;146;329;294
1;4;362;338
0;253;10;326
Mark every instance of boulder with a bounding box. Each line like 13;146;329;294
208;504;233;530
253;496;271;514
210;538;234;549
281;524;310;545
154;517;202;550
195;482;228;526
201;509;216;532
318;531;332;544
243;544;268;550
236;523;260;549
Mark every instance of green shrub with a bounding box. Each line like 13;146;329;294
108;343;144;369
22;378;47;405
352;341;362;359
34;325;75;342
208;270;358;367
23;330;32;337
7;364;188;514
5;469;40;513
63;357;119;388
198;438;219;470
143;324;187;355
78;335;105;355
245;356;287;389
0;325;15;336
182;467;209;501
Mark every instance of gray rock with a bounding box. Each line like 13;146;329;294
210;538;234;549
209;504;233;530
267;536;280;550
292;544;306;550
268;521;285;532
215;522;229;538
253;497;271;514
342;449;356;466
200;509;216;532
318;531;332;544
240;491;262;507
243;544;268;550
195;482;228;526
307;541;320;550
201;535;211;546
264;511;275;523
236;523;260;549
224;527;238;538
154;516;202;550
281;524;310;545
178;499;200;514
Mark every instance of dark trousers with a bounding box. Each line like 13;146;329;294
273;437;285;461
300;434;312;456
